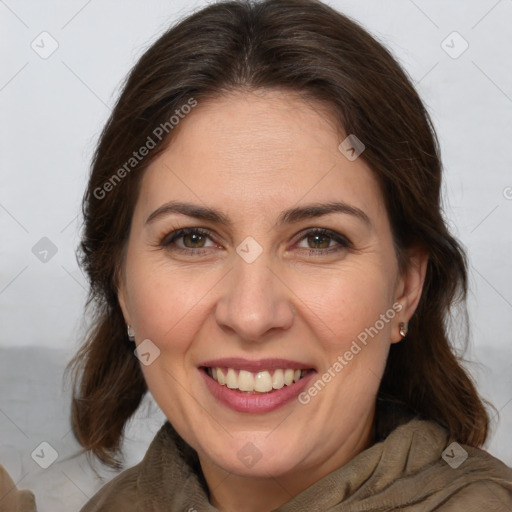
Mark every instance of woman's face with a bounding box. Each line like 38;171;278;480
118;90;426;487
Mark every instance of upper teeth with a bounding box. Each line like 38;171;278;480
208;368;307;393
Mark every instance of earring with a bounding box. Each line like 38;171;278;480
399;322;408;339
127;324;135;342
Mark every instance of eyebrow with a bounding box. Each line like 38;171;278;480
144;200;371;228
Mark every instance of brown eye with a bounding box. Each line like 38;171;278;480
306;233;331;249
182;231;207;248
160;228;216;252
296;229;351;253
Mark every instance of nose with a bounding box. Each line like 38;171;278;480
214;255;295;342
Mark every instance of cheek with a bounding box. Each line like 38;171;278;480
125;263;195;346
125;257;226;359
291;262;394;343
127;266;209;418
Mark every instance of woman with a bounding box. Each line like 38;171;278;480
60;0;512;510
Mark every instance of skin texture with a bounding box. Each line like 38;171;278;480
117;89;428;512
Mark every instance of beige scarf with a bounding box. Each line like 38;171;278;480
0;465;37;512
78;399;512;511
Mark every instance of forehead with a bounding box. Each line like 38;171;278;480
135;90;386;227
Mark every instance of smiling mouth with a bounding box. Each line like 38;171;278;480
202;367;313;394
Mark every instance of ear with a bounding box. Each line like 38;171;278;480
391;247;429;343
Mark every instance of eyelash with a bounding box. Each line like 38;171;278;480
158;227;352;257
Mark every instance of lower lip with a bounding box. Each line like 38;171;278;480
200;369;316;413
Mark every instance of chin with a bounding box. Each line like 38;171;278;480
195;429;311;479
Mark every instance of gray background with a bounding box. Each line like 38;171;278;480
1;0;511;510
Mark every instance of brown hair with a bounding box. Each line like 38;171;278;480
67;0;495;468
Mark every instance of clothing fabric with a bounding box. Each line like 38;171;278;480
0;465;37;512
79;399;512;511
